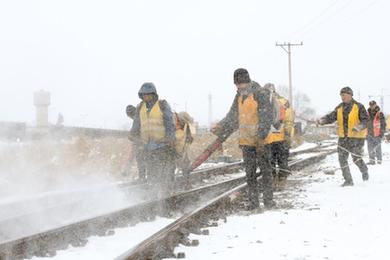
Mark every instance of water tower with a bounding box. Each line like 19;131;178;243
33;90;51;127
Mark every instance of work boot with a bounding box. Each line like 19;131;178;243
362;172;369;181
278;176;287;189
377;160;382;165
272;176;278;189
341;180;354;187
367;161;375;165
264;200;276;209
247;202;260;211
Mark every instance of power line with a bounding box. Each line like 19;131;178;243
286;0;339;39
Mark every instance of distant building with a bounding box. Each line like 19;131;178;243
33;90;51;127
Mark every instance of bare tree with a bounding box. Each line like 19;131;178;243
276;85;316;120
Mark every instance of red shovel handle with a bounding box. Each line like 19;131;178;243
190;138;222;171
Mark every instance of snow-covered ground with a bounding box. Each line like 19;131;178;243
171;142;390;260
290;141;319;153
31;217;174;260
21;141;390;259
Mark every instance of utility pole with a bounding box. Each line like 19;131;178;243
276;42;303;109
208;94;213;130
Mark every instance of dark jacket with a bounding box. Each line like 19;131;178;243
214;81;273;142
367;106;386;137
321;99;368;137
130;95;176;151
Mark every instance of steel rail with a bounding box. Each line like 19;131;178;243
0;148;337;259
115;150;337;259
0;176;246;260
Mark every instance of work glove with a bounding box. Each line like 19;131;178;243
352;123;365;132
270;124;282;133
211;124;228;141
126;105;136;119
316;118;325;126
273;121;282;131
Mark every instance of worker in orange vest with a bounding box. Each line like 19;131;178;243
212;68;276;210
366;100;386;165
263;83;295;187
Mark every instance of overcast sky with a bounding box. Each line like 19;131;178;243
0;0;388;129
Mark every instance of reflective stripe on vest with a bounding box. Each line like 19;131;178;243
373;112;381;137
238;94;259;146
337;103;367;138
140;101;165;143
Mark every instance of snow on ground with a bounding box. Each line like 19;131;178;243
290;141;318;153
31;217;175;260
171;142;390;260
197;162;230;170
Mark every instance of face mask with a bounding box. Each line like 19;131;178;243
238;86;250;96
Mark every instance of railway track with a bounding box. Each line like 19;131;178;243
115;149;336;259
0;177;246;259
0;145;336;260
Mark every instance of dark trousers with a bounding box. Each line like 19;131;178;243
135;148;146;180
367;136;382;163
145;146;176;197
242;145;273;209
338;138;368;182
270;141;290;178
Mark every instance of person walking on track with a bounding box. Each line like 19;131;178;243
263;83;295;188
317;86;369;186
212;68;276;210
366;100;386;165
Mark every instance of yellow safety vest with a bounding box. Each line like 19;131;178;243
265;97;295;144
285;106;295;137
175;124;188;156
139;101;166;143
238;94;259;146
337;103;367;138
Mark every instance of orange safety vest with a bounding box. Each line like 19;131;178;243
373;112;381;137
238;94;259;146
279;101;286;122
264;97;294;144
337;103;367;138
